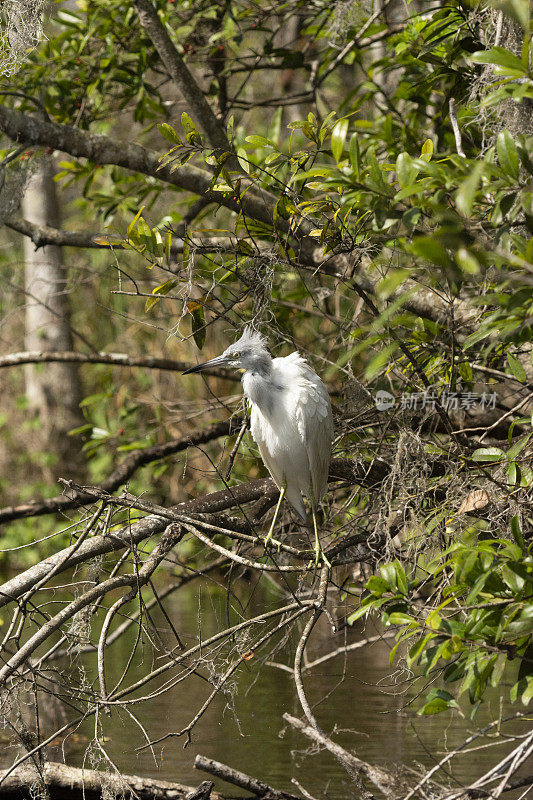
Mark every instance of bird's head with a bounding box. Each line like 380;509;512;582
183;326;271;375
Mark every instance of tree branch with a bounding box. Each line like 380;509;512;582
0;761;219;800
0;523;183;682
133;0;232;155
284;713;397;798
194;755;301;800
0;418;241;524
0;456;388;609
6;216;240;253
0;348;239;377
0;105;277;229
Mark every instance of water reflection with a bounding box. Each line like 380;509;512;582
0;575;527;798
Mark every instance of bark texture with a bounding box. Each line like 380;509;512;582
22;159;83;477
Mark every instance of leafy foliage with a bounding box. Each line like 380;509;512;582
0;0;531;733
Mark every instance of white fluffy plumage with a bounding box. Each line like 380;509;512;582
245;349;333;520
184;326;334;522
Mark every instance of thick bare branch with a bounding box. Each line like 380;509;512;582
6;216;239;252
284;713;397;798
133;0;232;154
195;755;301;800
6;215;106;248
0;761;220;800
0;105;277;229
0;348;238;376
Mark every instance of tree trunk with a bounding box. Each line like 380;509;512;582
22;159;84;479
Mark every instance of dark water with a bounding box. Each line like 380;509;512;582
1;577;529;798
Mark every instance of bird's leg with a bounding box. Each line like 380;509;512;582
309;492;331;568
264;484;286;549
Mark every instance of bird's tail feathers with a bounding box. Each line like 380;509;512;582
285;486;307;522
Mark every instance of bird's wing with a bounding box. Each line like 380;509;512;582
249;405;285;490
287;354;333;503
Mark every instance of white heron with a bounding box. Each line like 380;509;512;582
183;326;334;562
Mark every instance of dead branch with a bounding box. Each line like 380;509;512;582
0;349;237;377
195;754;301;800
283;713;397;798
293;564;330;730
0;524;184;682
0;760;223;800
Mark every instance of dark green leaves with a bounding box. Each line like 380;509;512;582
331;118;349;162
506;353;527;383
497;131;520;180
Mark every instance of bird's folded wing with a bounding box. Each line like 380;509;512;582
294;370;333;502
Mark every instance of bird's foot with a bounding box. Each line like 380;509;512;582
306;545;331;570
263;530;283;552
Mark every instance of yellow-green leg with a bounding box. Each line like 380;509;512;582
311;505;331;568
264;484;286;548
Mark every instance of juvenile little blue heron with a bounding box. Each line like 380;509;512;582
183;327;333;561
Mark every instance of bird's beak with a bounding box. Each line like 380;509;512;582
182;354;230;374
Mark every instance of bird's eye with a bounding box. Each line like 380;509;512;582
232;351;241;358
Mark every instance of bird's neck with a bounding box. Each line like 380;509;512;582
242;361;274;414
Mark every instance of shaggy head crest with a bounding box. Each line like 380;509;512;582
232;325;268;353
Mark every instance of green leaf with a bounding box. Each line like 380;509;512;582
521;676;533;705
396;152;418;189
455;248;480;274
497;130;520;180
190;303;205;350
394;560;409;595
455;161;485;217
510;514;526;550
236;146;250;173
331;118;349;162
458;361;473;382
366;575;391;594
421;138;433;161
245;134;275;147
388;612;414;625
410;236;452;269
164;230;172;263
364;343;398;381
376;268;412;299
181;112;197;135
127;206;145;237
491;653;508;687
508;461;521;487
471;447;505;462
506;353;527;383
380;562;397;589
507;432;532;461
347;605;369;624
418;690;458;715
463;326;493;349
471;47;525;72
158;123;182;145
349;133;360;177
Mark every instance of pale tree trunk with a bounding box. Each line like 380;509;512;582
22;159;84;479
